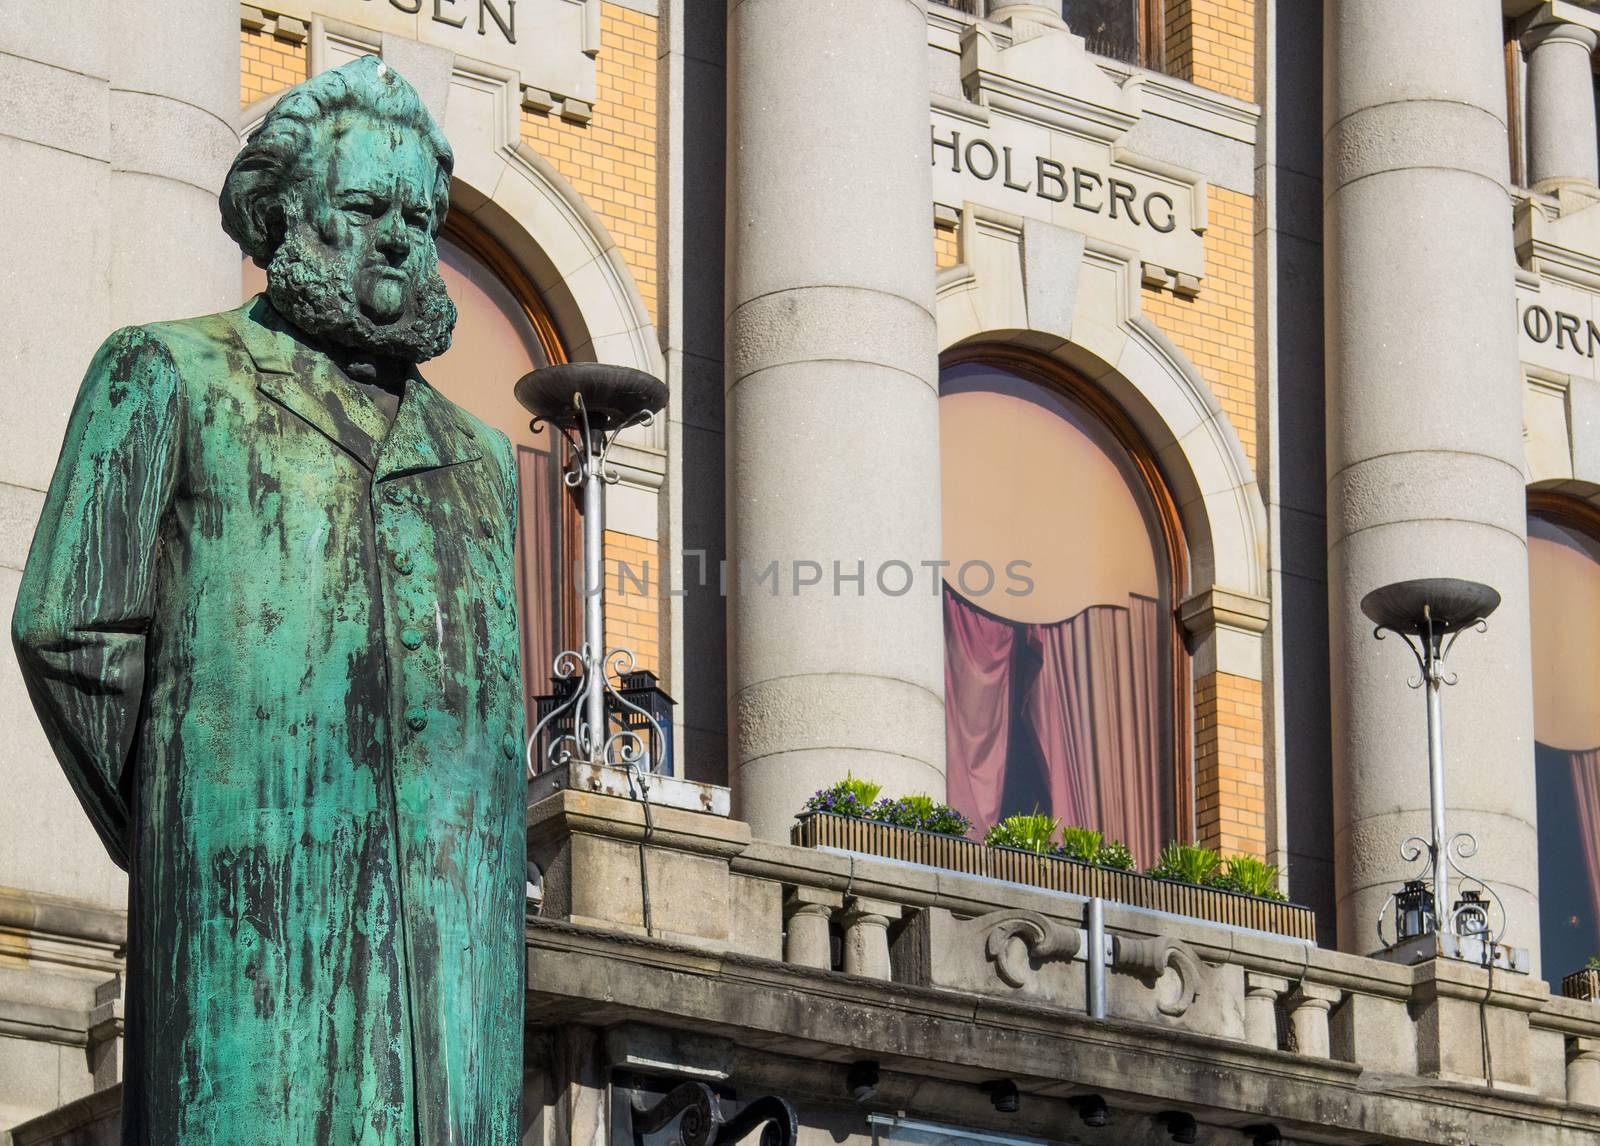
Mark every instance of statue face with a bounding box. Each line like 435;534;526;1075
325;119;438;329
265;113;457;363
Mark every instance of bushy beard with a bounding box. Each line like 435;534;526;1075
266;226;456;364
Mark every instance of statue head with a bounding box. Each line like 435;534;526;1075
221;56;457;363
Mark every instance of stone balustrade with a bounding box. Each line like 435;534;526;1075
526;782;1600;1124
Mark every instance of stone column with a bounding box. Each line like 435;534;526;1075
1286;984;1341;1059
984;1;1068;30
1323;1;1540;971
725;0;946;839
1;0;238;1120
1522;19;1600;191
783;888;839;969
1243;972;1290;1050
1569;1037;1600;1106
840;897;902;980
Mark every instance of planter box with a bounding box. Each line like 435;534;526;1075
1562;967;1600;1002
791;812;1316;941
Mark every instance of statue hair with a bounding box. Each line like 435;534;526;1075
221;55;453;265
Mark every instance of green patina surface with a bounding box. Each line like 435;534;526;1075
12;57;526;1143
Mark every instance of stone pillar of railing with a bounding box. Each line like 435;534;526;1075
783;888;840;969
725;0;947;839
1323;0;1540;971
1570;1036;1600;1106
1244;972;1290;1050
984;0;1068;31
1522;17;1600;192
841;897;902;980
1287;984;1342;1059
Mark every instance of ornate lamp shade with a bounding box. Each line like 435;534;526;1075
1359;577;1501;636
514;362;668;446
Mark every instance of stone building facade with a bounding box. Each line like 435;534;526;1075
5;0;1600;1142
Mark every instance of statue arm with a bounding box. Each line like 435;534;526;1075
489;428;527;754
10;327;184;870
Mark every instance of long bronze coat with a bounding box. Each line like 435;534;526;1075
12;296;528;1143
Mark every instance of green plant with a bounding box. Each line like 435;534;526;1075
985;813;1060;854
868;794;974;837
801;774;883;819
1586;955;1600;971
1097;839;1136;871
1218;854;1286;901
1147;841;1224;887
1055;826;1104;864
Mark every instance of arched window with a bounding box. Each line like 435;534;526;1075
939;354;1186;864
241;215;572;730
1529;498;1600;976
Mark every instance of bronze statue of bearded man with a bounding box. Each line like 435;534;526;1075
12;56;527;1144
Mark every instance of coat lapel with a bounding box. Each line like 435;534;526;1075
375;371;484;483
236;296;382;471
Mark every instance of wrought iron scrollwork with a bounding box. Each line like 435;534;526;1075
630;1083;798;1146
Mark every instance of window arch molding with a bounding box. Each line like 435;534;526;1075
939;343;1195;844
935;260;1267;609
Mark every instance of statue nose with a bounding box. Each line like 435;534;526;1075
375;213;410;260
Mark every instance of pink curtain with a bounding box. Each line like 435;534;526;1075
1572;749;1600;938
1025;597;1161;865
514;446;559;723
943;588;1162;864
943;591;1019;829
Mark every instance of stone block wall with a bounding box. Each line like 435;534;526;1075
1164;0;1255;102
1141;185;1258;466
239;18;307;108
519;4;659;324
1194;671;1267;859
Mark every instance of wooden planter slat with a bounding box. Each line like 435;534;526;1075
1563;967;1600;1002
792;812;1317;942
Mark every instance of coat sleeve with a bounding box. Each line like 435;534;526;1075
10;327;184;869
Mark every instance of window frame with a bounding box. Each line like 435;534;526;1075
1526;489;1600;975
440;211;586;679
938;344;1195;841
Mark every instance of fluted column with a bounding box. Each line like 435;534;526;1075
1522;19;1600;191
1324;2;1540;970
725;0;946;839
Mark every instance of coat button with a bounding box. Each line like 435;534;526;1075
401;627;423;649
499;657;514;680
384;486;405;505
501;734;517;760
493;586;508;609
479;515;494;537
393;552;413;575
406;708;428;732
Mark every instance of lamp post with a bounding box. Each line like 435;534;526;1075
515;363;669;776
1361;577;1508;952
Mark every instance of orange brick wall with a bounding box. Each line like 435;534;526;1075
1194;671;1267;859
604;530;660;674
1163;0;1255;103
1141;186;1256;466
520;4;658;323
935;221;960;272
240;22;307;108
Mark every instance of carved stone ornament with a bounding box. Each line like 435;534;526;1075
1114;937;1204;1017
983;910;1085;989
